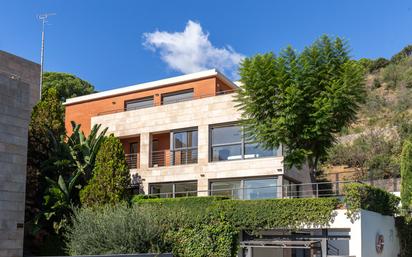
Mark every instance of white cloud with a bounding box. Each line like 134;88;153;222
143;20;244;78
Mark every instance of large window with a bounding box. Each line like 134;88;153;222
210;177;278;200
172;129;198;165
125;96;154;111
210;124;278;162
150;181;197;198
162;89;194;105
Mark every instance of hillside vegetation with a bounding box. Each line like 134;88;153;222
325;45;412;179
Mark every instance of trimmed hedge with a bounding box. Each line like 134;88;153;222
343;183;400;221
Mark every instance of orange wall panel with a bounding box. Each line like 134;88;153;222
65;77;220;136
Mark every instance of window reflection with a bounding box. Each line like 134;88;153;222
210;178;278;200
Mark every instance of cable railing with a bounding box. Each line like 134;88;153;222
147;179;399;199
125;153;139;169
97;89;236;116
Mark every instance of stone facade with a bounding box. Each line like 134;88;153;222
92;93;311;195
0;51;40;257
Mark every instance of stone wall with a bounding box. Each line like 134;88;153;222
92;93;290;195
0;51;40;257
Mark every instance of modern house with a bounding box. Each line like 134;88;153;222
64;69;311;199
64;69;401;257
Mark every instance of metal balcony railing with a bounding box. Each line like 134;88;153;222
171;148;198;166
150;149;198;167
150;150;169;167
125;153;139;169
147;179;399;199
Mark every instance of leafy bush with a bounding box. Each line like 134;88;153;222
80;135;130;206
368;57;390;73
343;183;399;220
65;204;166;255
400;140;412;210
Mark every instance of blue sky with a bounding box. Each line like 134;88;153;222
1;0;411;91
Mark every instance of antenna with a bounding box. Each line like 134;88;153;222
37;13;56;100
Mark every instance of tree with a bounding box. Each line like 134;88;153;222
42;72;95;102
236;35;366;182
26;88;66;223
401;140;412;211
80;135;130;206
391;45;412;64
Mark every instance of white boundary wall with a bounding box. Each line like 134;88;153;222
330;210;400;257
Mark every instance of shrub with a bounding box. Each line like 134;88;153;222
65;204;166;255
343;183;399;221
401;140;412;210
80;135;130;206
368;57;390;72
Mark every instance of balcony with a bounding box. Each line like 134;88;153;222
150;148;198;167
125;153;139;169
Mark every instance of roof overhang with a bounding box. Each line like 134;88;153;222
240;240;320;249
64;69;237;106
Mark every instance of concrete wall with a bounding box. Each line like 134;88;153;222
92;93;286;194
329;210;400;257
0;51;40;257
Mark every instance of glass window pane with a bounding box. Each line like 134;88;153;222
244;143;275;158
211;125;242;145
125;97;153;111
175;182;197;197
150;183;173;198
174;132;187;149
210;180;242;199
244;178;278;200
212;144;241;161
162;90;194;105
187;131;198;148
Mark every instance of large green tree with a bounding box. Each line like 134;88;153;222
26;88;66;222
42;72;95;101
236;35;366;181
80;135;130;206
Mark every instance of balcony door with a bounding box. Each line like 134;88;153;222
171;129;198;165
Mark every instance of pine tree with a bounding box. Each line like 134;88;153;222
80;135;130;206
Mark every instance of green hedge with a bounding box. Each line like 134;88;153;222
343;183;400;221
66;197;339;256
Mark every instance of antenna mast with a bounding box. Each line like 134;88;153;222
38;13;55;100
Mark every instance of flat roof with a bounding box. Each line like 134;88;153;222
64;69;237;105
